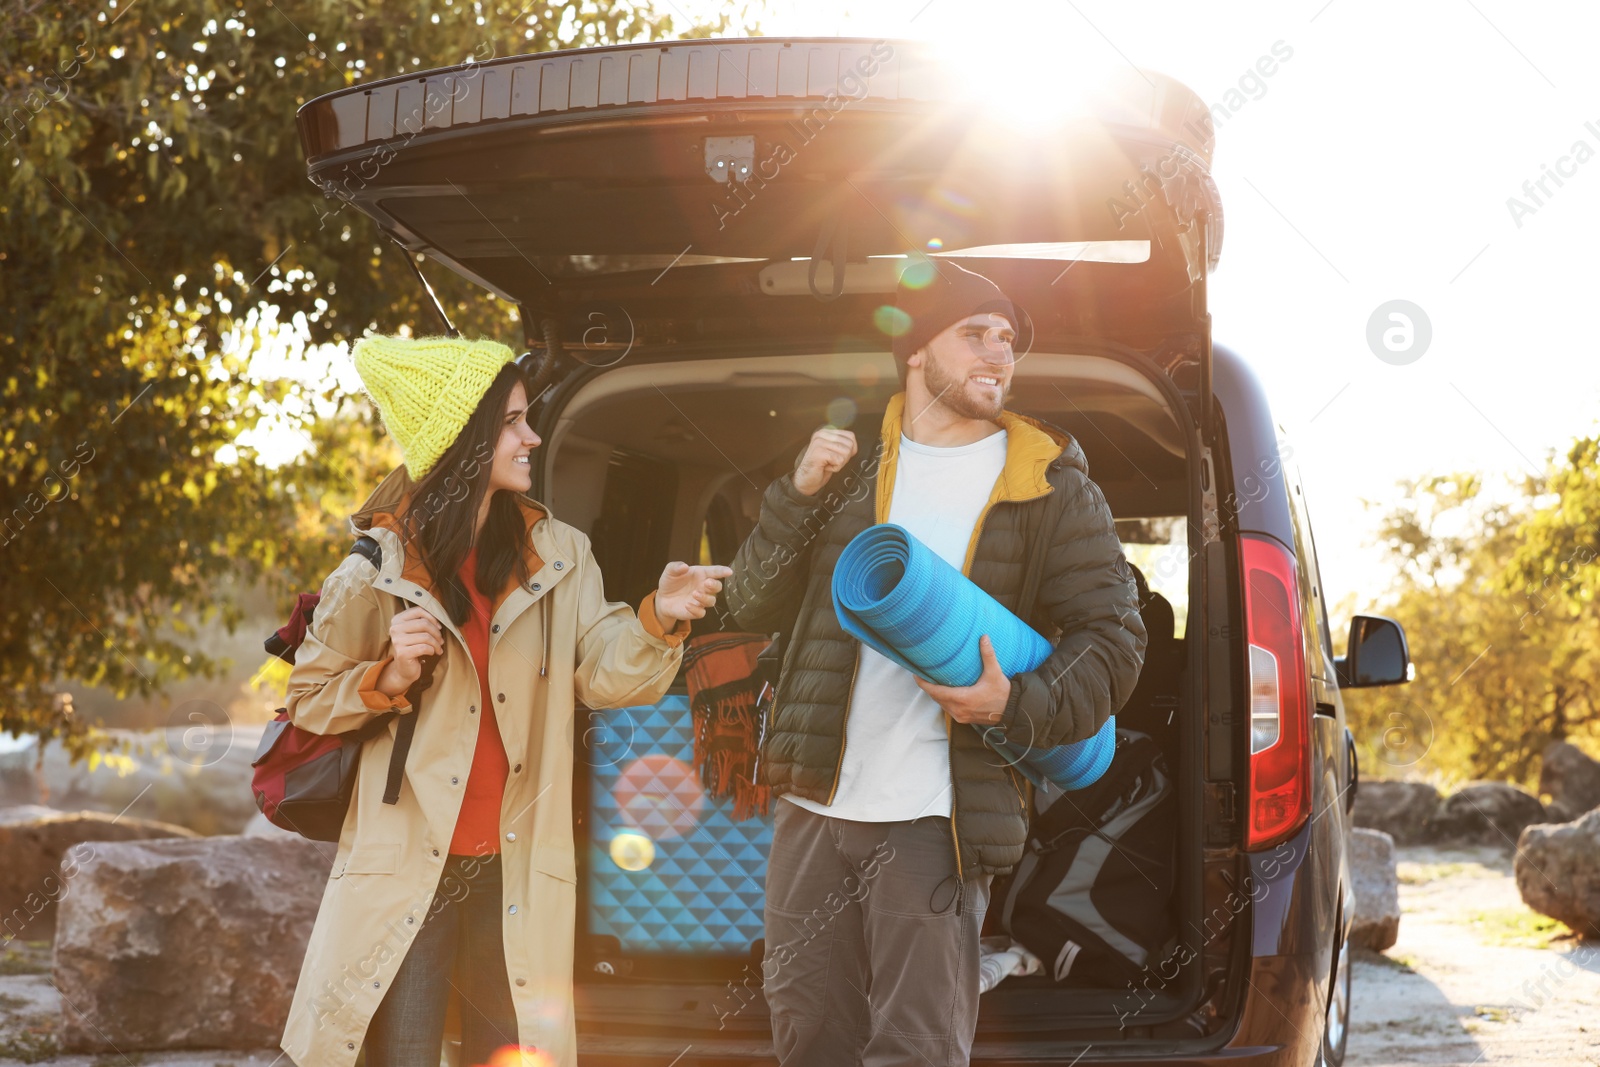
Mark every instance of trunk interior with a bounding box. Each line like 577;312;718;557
542;344;1215;1053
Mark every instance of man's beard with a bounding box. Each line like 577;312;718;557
922;349;1008;421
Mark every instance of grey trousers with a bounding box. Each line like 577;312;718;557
763;799;992;1067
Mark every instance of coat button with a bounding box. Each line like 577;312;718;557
513;763;522;773
469;705;476;714
432;849;440;856
497;693;506;703
531;582;541;591
505;831;516;842
508;904;518;914
451;776;459;785
414;589;423;597
347;1043;355;1050
553;561;563;570
515;977;527;987
384;578;392;584
492;624;500;633
407;916;415;924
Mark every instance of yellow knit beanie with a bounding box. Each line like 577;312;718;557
351;334;516;479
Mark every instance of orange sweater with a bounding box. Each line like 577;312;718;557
449;544;509;856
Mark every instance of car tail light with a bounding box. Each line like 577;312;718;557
1241;534;1311;849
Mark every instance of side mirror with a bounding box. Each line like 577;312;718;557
1334;614;1411;688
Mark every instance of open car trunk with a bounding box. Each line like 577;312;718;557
548;346;1214;1060
299;37;1248;1060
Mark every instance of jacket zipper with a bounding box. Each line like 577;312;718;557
825;645;862;805
751;677;774;786
540;592;549;677
1004;762;1027;815
946;488;1013;886
944;485;1053;882
944;489;1010;886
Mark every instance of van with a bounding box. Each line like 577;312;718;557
298;36;1414;1066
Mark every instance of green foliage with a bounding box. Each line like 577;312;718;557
1344;439;1600;787
1;0;737;756
1505;435;1600;599
1463;907;1572;949
0;940;50;976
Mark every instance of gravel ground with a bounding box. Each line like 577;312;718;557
1349;844;1600;1067
2;841;1595;1066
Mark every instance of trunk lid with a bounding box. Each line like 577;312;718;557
298;38;1222;359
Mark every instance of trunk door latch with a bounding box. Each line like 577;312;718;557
704;136;755;183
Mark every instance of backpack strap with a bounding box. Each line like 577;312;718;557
382;626;439;806
263;537;387;663
340;529;427;807
385;712;417;805
350;534;383;571
272;533;419;804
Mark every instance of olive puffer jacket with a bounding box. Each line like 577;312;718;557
724;391;1148;878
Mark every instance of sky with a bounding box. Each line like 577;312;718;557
691;0;1600;624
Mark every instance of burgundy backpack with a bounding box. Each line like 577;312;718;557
250;536;435;841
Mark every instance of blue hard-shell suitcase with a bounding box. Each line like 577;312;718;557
584;694;774;956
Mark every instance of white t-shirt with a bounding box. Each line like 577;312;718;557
786;427;1009;823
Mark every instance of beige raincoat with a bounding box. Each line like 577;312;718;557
279;466;690;1067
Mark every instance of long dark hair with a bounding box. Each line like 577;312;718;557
395;362;534;627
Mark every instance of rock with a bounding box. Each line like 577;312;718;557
1348;828;1401;951
1353;780;1546;847
0;809;197;943
1432;781;1546;847
0;727;268;836
1351;780;1441;844
1516;811;1600;937
0;803;66;825
52;835;335;1052
1539;741;1600;823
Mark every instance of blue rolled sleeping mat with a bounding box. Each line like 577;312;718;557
831;523;1116;791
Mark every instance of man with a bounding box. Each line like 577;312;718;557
723;263;1148;1066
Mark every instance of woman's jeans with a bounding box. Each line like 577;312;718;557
364;853;520;1067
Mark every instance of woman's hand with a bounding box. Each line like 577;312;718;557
375;606;444;697
654;561;735;626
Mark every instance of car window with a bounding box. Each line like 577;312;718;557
589;449;678;605
697;491;744;567
1278;434;1336;679
1116;517;1188;639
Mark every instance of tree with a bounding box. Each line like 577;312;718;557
1501;435;1600;747
1344;446;1600;787
1;0;737;757
1505;435;1600;606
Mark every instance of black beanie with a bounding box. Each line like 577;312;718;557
890;263;1016;367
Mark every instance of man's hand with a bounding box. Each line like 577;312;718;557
915;634;1012;726
654;562;734;626
792;427;858;496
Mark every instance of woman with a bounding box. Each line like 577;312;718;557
277;335;731;1067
